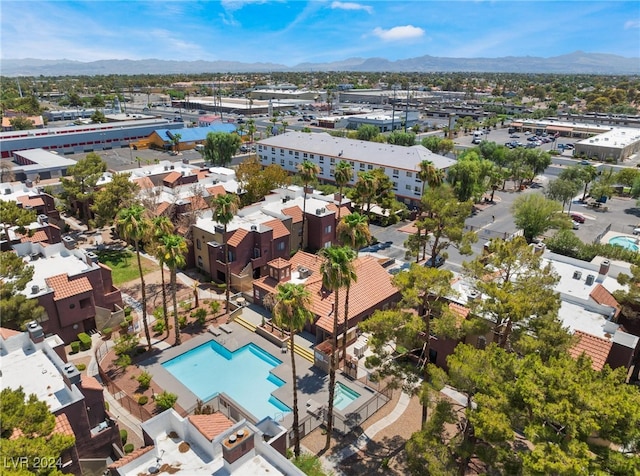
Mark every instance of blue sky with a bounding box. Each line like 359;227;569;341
2;1;639;65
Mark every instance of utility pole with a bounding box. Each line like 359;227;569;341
404;86;410;132
391;86;397;132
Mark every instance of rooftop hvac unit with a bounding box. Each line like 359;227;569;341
585;274;595;286
573;270;582;280
250;225;258;231
298;267;310;278
468;290;480;302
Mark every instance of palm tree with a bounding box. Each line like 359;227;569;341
417;159;444;197
149;216;174;338
334;160;353;224
171;133;182;154
116;205;152;351
319;245;357;450
580;165;599;201
336;213;370;368
272;283;314;458
211;194;239;314
160;234;188;346
297;160;320;250
354;171;377;217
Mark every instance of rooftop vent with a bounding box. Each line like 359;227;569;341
585;274;595;286
31;285;39;295
298;267;310;278
573;270;582;280
250;225;258;231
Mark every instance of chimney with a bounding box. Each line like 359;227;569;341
27;321;44;344
62;363;81;387
599;259;610;276
222;427;255;471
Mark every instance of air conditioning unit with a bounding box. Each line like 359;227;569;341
298;267;310;278
468;290;480;302
573;270;582;280
250;225;258;231
585;274;595;286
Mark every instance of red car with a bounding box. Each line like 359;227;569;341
570;213;585;223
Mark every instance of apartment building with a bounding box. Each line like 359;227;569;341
12;241;123;343
1;323;122;473
257;132;455;207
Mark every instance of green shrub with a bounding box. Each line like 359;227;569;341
120;429;128;445
137;371;152;390
209;300;221;314
124;306;132;317
152;320;165;334
120;320;130;330
178;315;187;329
104;401;109;411
76;363;86;371
138;395;149;405
101;327;112;336
194;308;207;325
116;354;131;369
155;391;178;411
124;443;134;454
70;341;80;354
77;332;92;350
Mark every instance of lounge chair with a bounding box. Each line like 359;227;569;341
208;325;222;337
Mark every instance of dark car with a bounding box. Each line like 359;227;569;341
570;213;586;223
424;255;445;268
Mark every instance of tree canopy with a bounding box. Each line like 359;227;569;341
203;131;241;166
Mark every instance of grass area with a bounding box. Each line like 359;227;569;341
293;453;331;476
97;249;156;285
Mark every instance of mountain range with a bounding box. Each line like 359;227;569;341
2;51;638;76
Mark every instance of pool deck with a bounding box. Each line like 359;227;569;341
140;313;377;431
601;230;640;248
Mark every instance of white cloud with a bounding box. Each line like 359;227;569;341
624;20;640;29
331;2;373;14
372;25;425;42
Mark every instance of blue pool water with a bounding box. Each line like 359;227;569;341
163;341;291;420
334;382;361;411
609;236;639;252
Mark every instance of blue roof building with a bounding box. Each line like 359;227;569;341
149;124;237;150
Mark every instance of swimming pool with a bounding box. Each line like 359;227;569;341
609;236;639;252
162;341;291;420
334;382;361;411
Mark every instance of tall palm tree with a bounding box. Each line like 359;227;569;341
319;245;357;450
580;164;599;201
160;234;188;346
116;205;152;351
336;213;370;368
417;159;444;197
334;160;353;225
211;194;239;314
272;283;314;458
297;160;320;250
149;216;174;338
354;171;377;217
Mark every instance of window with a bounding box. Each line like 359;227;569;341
330;157;335;164
289;160;293;166
359;163;365;170
367;164;373;170
392;181;398;190
324;241;332;248
271;147;275;152
310;154;315;159
295;151;299;157
303;153;308;158
330;168;335;177
80;297;91;309
319;167;324;174
196;239;201;250
279;148;284;154
197;256;203;268
280;159;285;165
349;161;355;166
414;186;420;192
289;150;293;155
406;171;413;178
324;225;332;234
272;157;276;163
319;156;324;163
276;241;285;251
392;169;399;177
406;184;412;190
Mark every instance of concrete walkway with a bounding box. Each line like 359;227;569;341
315;391;412;475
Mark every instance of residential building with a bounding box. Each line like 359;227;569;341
12;241;123;343
1;114;45;131
1;323;122;473
107;410;303;476
253;251;400;361
257;132;455;207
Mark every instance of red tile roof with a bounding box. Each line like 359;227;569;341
155;201;171;216
264;219;290;240
53;413;74;437
206;184;227;197
590;284;621;318
133;176;154;190
0;327;20;339
188;413;234;441
227;228;249;247
17;195;45;208
20;230;49;243
81;375;103;391
568;330;613;371
108;446;155;469
190;195;209;211
326;203;351;218
268;257;291;269
45;274;93;301
448;302;470;327
163;171;182;184
282;205;303;224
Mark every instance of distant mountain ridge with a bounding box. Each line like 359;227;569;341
2;51;638;76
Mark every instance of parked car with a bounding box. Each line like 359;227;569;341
389;262;411;275
572;221;581;230
570;213;586;223
510;134;520;138
424;255;445;268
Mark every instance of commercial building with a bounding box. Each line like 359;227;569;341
257;132;456;206
8;148;77;182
